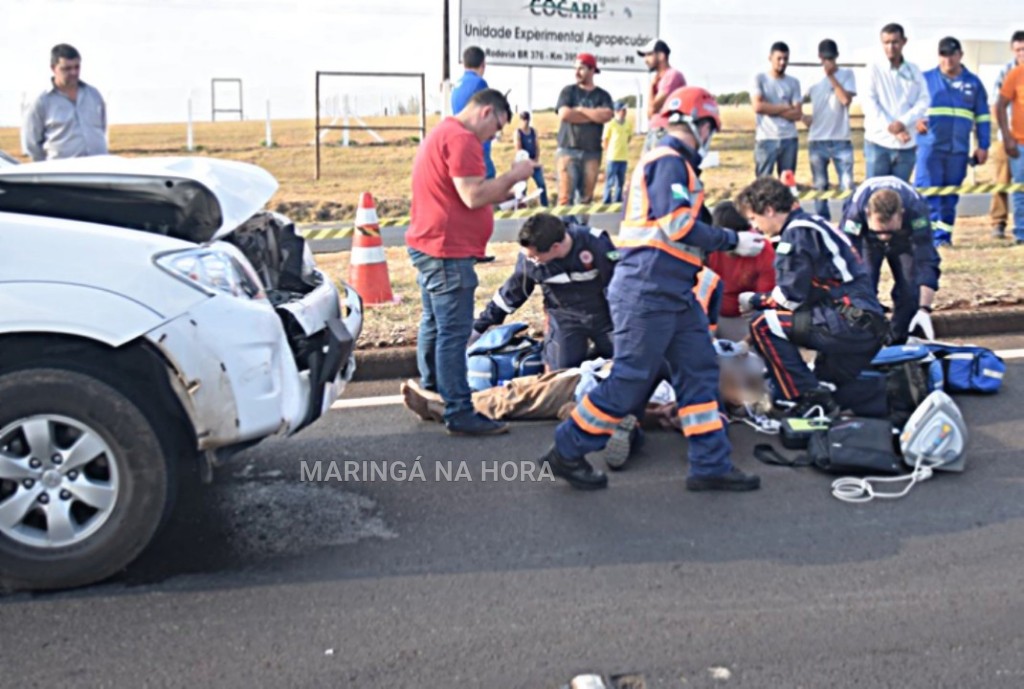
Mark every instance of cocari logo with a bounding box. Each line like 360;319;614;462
529;0;601;20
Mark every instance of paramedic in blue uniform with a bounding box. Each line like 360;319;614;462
471;213;616;371
736;176;889;419
537;86;766;492
915;36;991;247
840;176;942;342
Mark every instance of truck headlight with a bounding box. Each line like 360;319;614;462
156;249;265;299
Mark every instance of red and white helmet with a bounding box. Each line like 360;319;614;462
660;86;721;132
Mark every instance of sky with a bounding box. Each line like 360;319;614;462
2;0;1021;127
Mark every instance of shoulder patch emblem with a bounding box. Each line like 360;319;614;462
842;219;862;236
671;183;690;202
911;217;930;230
606;250;620;261
776;241;793;255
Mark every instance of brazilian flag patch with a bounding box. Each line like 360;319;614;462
607;250;620;261
911;217;930;230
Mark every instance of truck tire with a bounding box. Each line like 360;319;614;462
0;368;170;591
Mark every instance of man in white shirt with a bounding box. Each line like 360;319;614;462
752;41;802;177
803;39;856;220
862;23;930;182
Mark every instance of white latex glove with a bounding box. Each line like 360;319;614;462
734;232;766;257
468;329;485;347
738;292;756;315
908;309;935;341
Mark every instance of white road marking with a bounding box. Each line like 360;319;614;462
330;394;404;409
329;348;1024;411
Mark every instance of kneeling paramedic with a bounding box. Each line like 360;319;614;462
538;86;767;492
736;176;888;418
839;176;941;343
471;213;616;370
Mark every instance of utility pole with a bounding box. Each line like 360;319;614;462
441;0;452;117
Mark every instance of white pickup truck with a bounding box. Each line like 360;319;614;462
0;156;362;590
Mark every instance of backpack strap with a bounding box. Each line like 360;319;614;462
753;443;812;468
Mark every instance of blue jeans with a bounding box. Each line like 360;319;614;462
1010;149;1024;241
808;140;854;220
754;138;798;177
530;165;549;207
408;249;478;423
864;141;916;182
602;160;627;203
914;147;969;245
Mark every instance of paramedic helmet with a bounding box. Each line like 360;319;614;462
900;390;968;473
660;86;721;158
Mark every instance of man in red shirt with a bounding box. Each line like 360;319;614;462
638;39;687;152
407;88;534;436
706;201;777;342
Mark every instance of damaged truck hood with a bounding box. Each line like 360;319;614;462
0;155;278;242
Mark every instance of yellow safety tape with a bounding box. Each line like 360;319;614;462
298;183;1024;239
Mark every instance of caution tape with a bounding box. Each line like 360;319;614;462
298;182;1024;240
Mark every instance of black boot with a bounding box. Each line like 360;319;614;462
538;445;608;490
686;469;761;492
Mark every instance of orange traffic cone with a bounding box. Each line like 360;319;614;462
780;170;800;208
348;192;397;304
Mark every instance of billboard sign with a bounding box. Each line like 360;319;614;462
459;0;660;72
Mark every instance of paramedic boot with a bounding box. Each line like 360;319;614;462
686;469;761;492
538;446;608;490
787;386;841;420
594;415;639;470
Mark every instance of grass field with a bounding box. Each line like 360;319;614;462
0;105;999;223
1;108;1017;349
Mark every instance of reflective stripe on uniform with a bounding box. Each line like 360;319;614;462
770;285;802;311
926;106;976;121
492;290;515;314
763;309;789;340
570;394;623;436
750;311;800;400
350;246;386;265
615;236;705;267
693;268;721;313
678;400;723;436
786;219;853;283
542;269;600;284
618;146;705;266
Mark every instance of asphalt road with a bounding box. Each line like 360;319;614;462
3;335;1024;688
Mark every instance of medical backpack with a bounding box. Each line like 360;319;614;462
466;322;544;392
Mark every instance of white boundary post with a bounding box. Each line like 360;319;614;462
265;99;272;147
186;97;194;151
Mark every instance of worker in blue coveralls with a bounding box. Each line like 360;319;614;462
736;176;889;419
451;45;496;179
471;213;616;371
537;86;767;492
840;176;941;343
915;36;990;247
